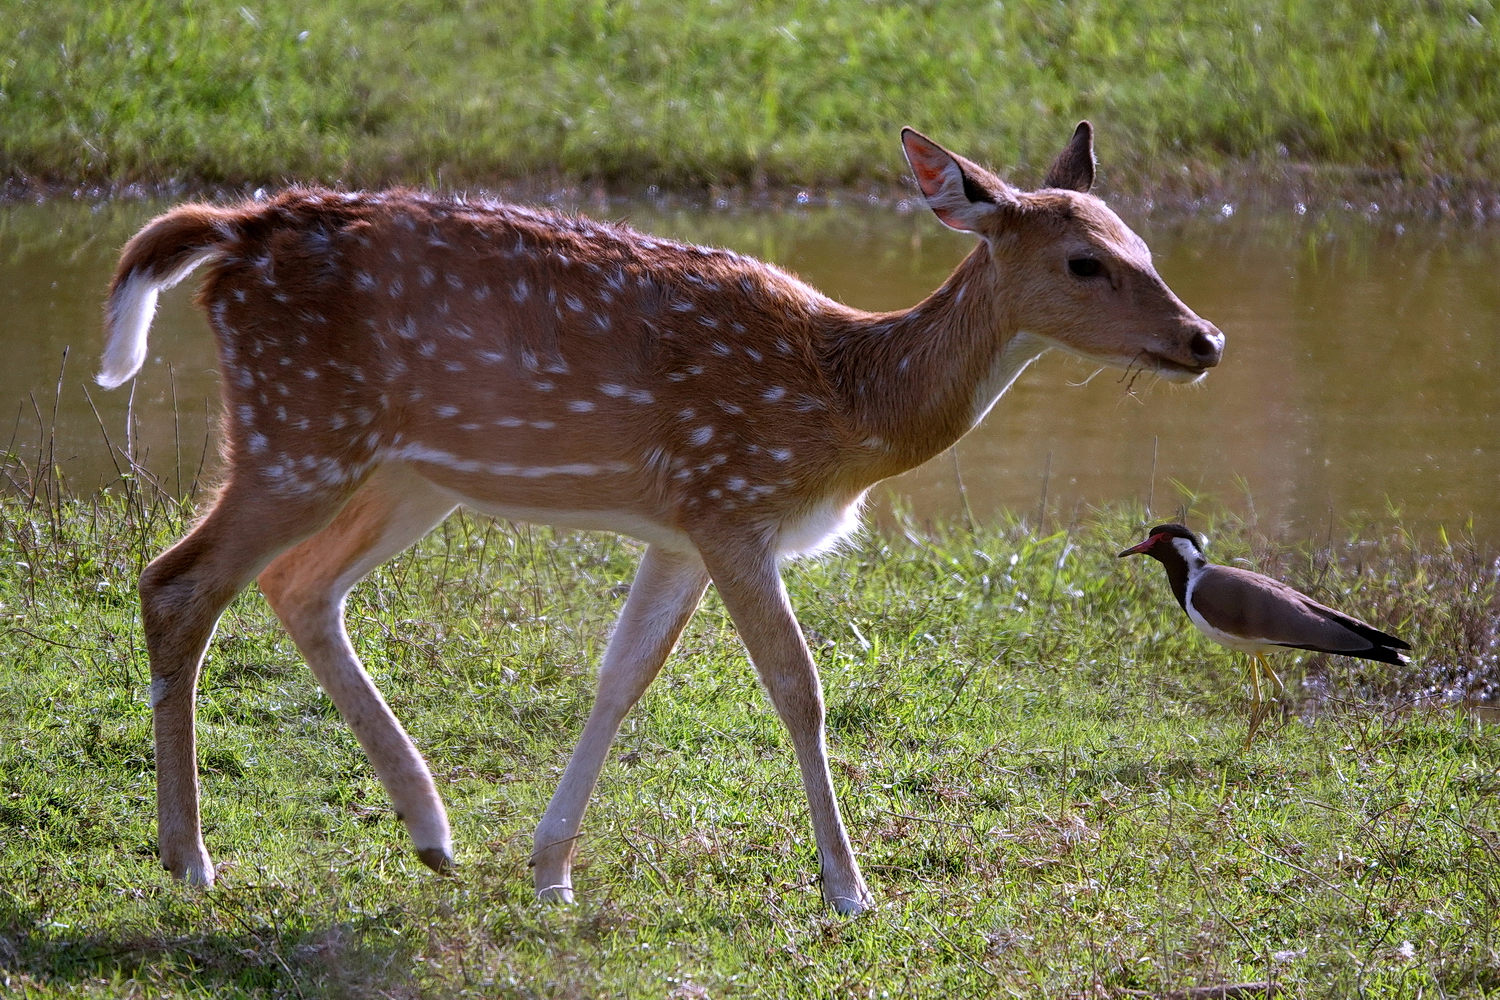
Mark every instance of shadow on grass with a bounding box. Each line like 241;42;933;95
0;891;419;997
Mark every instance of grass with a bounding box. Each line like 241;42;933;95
4;0;1500;192
0;457;1497;998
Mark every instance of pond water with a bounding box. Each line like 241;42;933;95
1;194;1496;543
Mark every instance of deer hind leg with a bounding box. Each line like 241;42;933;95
532;544;710;902
256;464;458;871
695;541;873;915
142;479;352;885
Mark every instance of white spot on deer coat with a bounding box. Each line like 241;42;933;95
689;426;714;446
388;441;628;478
569;400;595;412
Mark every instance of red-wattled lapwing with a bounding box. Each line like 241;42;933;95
1119;523;1411;745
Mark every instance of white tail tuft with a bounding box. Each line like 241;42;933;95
97;251;218;389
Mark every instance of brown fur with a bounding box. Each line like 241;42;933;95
103;129;1223;912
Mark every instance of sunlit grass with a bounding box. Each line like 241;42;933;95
4;0;1500;190
1;464;1497;997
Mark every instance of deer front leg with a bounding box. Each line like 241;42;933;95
697;542;873;915
258;465;458;871
532;544;710;902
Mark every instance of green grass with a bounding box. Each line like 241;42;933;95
4;0;1500;191
1;465;1498;998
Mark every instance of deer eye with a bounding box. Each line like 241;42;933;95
1068;257;1103;278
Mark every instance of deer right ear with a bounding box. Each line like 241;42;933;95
1043;121;1096;193
901;128;1008;233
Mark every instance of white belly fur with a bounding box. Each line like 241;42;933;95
445;490;868;563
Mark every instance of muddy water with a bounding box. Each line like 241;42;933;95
1;196;1496;542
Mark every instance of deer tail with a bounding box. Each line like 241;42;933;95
98;204;244;389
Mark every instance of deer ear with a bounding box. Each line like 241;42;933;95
901;127;1009;233
1042;121;1096;193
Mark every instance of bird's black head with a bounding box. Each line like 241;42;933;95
1118;523;1203;560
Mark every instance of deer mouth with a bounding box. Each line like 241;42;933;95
1146;353;1212;384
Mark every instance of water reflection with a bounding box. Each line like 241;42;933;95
1;195;1495;542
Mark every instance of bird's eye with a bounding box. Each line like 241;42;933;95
1068;257;1103;278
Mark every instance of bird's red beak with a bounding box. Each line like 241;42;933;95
1118;536;1158;558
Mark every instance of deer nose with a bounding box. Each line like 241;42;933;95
1189;325;1224;368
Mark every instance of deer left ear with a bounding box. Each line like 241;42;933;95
901;127;1011;233
1042;121;1096;193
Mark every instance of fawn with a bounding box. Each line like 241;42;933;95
100;122;1222;912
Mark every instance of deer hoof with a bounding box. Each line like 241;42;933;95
824;879;874;916
535;883;575;905
416;846;454;873
170;859;215;887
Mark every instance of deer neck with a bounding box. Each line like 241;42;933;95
820;243;1041;477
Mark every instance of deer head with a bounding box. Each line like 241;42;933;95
901;122;1223;385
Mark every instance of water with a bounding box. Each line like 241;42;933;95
2;195;1496;543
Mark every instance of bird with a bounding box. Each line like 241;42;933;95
1118;523;1411;745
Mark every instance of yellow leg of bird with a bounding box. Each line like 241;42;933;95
1243;653;1271;749
1262;659;1286;699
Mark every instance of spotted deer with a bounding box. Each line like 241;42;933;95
99;123;1222;914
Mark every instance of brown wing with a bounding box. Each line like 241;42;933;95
1191;566;1395;654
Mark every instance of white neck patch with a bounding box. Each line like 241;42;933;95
970;331;1049;427
1170;535;1207;571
